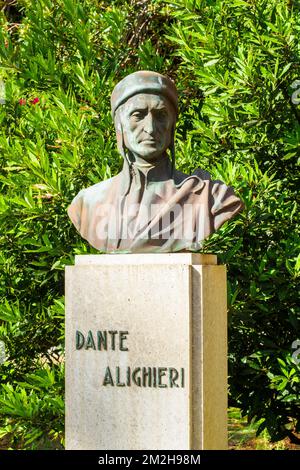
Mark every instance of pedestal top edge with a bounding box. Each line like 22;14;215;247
74;253;217;266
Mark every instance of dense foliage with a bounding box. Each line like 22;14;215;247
0;0;299;449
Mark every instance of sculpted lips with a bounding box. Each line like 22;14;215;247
140;136;157;144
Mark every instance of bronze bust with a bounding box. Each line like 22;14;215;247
68;71;243;253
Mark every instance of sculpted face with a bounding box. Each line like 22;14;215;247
119;93;175;162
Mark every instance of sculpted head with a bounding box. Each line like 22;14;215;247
111;71;178;163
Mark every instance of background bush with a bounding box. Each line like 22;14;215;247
0;0;299;449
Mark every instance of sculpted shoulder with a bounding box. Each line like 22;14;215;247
173;167;211;187
76;174;120;206
67;174;120;233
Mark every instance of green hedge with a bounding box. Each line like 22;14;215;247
0;0;299;449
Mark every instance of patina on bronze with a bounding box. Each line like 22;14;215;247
68;71;243;253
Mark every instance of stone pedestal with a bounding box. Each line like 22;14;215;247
65;254;227;450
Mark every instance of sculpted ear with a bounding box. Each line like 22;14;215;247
114;108;125;157
169;122;177;176
170;126;175;175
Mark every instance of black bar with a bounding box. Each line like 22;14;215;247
0;450;299;468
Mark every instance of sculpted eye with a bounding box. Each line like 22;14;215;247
130;111;145;120
155;110;168;121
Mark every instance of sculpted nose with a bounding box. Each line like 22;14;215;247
143;113;155;135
